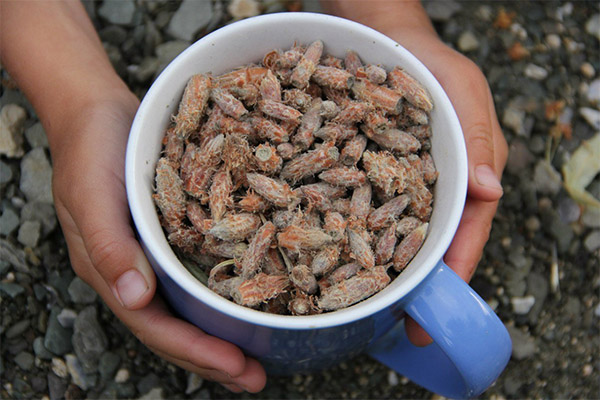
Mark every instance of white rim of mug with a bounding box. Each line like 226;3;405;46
126;12;468;330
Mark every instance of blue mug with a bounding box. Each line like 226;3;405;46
126;13;511;398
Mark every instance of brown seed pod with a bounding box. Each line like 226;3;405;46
154;157;187;232
393;222;428;271
387;66;433;112
174;73;212;138
277;225;333;253
290;264;318;294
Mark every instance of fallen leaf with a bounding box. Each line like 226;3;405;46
562;133;600;209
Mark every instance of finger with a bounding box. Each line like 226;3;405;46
405;316;433;347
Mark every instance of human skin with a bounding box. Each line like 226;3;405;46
1;0;507;392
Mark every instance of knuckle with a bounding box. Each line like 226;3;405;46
465;120;494;156
87;229;126;280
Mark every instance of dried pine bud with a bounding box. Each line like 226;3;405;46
168;227;203;254
349;184;372;220
290;265;318;294
215;66;268;89
364;64;387;84
259;69;282;102
387;66;433;112
311;245;341;276
361;150;407;198
321;54;344;69
332;198;352;215
421;152;438;185
401;103;429;125
276;142;297;160
255;143;283;174
202;235;248;258
320;100;340;119
231;273;290;307
154;157;186;232
210;87;248;119
252;116;289;144
367;128;421;156
319;167;367;188
261;248;287;275
351;78;402;115
180;134;224;200
318;265;390;311
311;65;354;90
393;222;428;271
239;222;276;278
283;89;313;112
375;223;397;265
367;194;410;231
333;101;370;125
340;134;368;166
280;141;339;183
396;216;422;237
327;262;361;286
246;173;297;208
163;127;184;166
292;98;322;150
347;227;375;269
238;190;269;213
291;39;323;88
323;211;347;242
208;213;261;242
209;166;233;221
174;73;212;138
277;225;333;252
344;50;363;75
259;99;303;122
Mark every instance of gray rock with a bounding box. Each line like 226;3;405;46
33;337;54;360
128;57;160;83
507;325;537;360
0;160;13;186
506;140;534;175
51;357;69;379
0;282;25;298
72;306;108;374
20;147;53;203
424;0;462;21
185;372;204;395
24;122;49;148
155;40;190;75
587;79;600;103
47;372;67;400
115;368;130;383
526;272;548;323
582;206;600;228
57;309;78;329
14;351;35;371
457;31;480;52
579;107;600;130
99;25;128;45
17;220;41;248
5;319;30;339
98;0;136;25
139;387;165;400
66;353;97;391
44;307;73;356
20;201;57;236
0;207;20;236
137;373;162;395
511;295;536;315
502;106;526;136
99;352;121;381
167;0;213;41
557;196;581;224
533;160;562;195
584;230;600;252
68;277;97;304
585;14;600;41
0;104;26;158
524;63;549;80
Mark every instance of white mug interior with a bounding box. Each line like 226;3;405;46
126;12;467;330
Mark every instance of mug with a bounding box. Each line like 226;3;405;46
125;12;511;398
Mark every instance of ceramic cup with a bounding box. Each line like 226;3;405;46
126;12;511;398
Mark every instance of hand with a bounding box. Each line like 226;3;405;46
50;91;266;392
322;1;509;346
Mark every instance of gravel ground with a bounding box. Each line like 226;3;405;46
1;1;599;399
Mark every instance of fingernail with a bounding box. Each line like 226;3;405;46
222;383;244;393
475;165;503;192
115;269;149;308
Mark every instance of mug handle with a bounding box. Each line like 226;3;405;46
368;261;512;398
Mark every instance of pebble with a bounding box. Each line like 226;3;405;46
24;122;49;148
227;0;260;19
17;220;41;248
47;372;67;400
115;368;130;383
524;63;549;80
128;57;160;83
57;309;78;329
185;372;204;395
0;104;26;158
557;196;581;224
580;62;596;79
99;352;121;381
67;277;97;304
72;306;108;374
20;201;57;236
583;230;600;252
545;33;561;49
511;295;536;315
0;159;13;186
582;207;600;228
587;79;600;103
51;358;69;379
65;354;97;391
506;325;537;360
502;106;526;136
98;0;136;25
506;139;534;175
533;160;562;195
155;40;191;75
585;14;600;41
137;373;162;395
44;307;73;356
5;319;30;339
20;147;53;203
0;282;25;298
0;207;20;236
33;337;54;360
138;387;165;400
579;107;600;130
457;31;480;52
14;351;35;371
168;0;213;41
387;370;399;386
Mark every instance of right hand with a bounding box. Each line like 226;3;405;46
51;90;266;393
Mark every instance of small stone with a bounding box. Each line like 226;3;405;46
17;220;41;248
502;106;526;136
524;63;548;80
99;352;121;381
585;14;600;41
0;104;26;157
557;196;581;224
52;358;69;379
506;139;534;175
0;207;20;236
594;303;600;317
65;354;97;391
139;387;165;400
72;306;108;374
582;207;600;228
584;230;600;252
115;368;130;383
48;372;67;400
98;0;136;25
185;372;204;395
20;147;53;203
128;57;160;83
227;0;260;19
24;122;49;148
0;160;13;186
6;319;30;339
168;0;213;41
0;282;25;298
137;373;161;395
545;33;561;49
44;307;73;356
33;337;54;360
581;62;596;79
155;40;191;75
533;160;562;195
579;107;600;130
20;201;57;236
526;272;548;323
587;79;600;103
68;277;97;304
387;370;399;386
57;309;77;329
506;325;537;360
525;216;541;232
511;295;536;315
14;351;35;371
457;31;480;52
